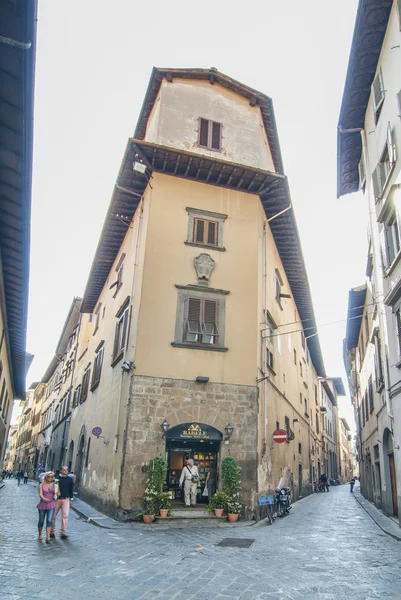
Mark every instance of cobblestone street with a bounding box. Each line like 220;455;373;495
1;479;401;600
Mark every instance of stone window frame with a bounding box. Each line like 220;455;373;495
172;284;229;352
185;207;227;252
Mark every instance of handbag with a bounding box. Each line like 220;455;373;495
202;485;208;497
187;466;200;483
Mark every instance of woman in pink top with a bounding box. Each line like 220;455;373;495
36;471;56;543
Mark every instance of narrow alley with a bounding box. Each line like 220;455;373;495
1;479;400;600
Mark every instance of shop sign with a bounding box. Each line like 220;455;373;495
181;423;209;438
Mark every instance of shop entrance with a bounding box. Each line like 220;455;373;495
165;423;222;505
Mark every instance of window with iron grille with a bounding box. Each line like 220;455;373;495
184;298;219;346
368;376;374;413
91;344;104;391
198;118;222;151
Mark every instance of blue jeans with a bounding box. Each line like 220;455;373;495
38;508;55;529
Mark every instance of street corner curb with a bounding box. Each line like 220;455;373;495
71;505;120;529
353;493;401;542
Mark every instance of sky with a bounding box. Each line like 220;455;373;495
22;0;368;429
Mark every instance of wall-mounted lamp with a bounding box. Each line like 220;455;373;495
133;161;147;174
196;376;209;383
293;418;299;423
141;462;148;473
161;420;169;437
121;360;135;373
224;423;234;441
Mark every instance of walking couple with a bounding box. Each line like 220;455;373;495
36;466;74;543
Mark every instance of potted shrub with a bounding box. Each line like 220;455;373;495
222;457;242;522
142;456;168;523
157;491;172;517
206;491;229;517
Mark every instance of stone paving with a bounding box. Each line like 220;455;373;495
1;479;401;600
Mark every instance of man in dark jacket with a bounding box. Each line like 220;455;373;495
51;465;74;539
320;473;329;492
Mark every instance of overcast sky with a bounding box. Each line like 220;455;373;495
22;0;367;428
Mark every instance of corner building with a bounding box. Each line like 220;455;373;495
70;68;333;519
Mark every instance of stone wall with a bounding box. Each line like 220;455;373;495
118;374;258;520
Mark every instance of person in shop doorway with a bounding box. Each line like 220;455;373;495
179;458;199;507
205;464;217;500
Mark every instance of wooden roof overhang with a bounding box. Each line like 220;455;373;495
0;0;38;398
81;139;326;377
337;0;392;198
345;285;366;351
134;67;285;176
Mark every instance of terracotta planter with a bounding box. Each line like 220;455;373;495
159;509;169;518
143;514;155;524
228;513;239;523
214;508;224;517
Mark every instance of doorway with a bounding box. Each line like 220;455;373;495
164;422;222;505
389;454;398;517
383;428;398;517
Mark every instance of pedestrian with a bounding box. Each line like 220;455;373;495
205;464;217;500
68;470;76;484
38;469;46;484
23;471;28;484
179;458;200;507
16;471;22;486
51;465;74;539
320;473;329;492
350;476;356;492
36;471;57;543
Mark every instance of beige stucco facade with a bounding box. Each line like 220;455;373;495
18;70;345;520
0;298;15;463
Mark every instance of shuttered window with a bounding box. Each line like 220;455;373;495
358;151;366;190
81;368;91;404
372;69;385;122
368;376;374;413
198;118;222;151
372;123;396;202
113;304;129;360
193;218;218;246
184;297;219;345
91;345;104;390
397;90;401;116
398;0;401;29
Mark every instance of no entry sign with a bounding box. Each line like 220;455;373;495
272;429;288;444
92;426;102;437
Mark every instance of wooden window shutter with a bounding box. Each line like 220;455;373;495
121;308;129;351
211;121;222;150
397;309;401;357
204;299;217;325
387;122;396;166
195;219;205;243
397;89;401;116
398;0;401;29
188;298;201;322
372;165;382;202
372;70;384;112
207;221;216;245
199;118;209;147
379;226;390;269
358;151;366;190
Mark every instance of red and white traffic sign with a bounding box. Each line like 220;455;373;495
272;429;288;444
92;426;102;437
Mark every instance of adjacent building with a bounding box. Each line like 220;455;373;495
338;0;401;521
339;417;353;484
0;0;38;461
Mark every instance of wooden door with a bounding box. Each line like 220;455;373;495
389;453;398;516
